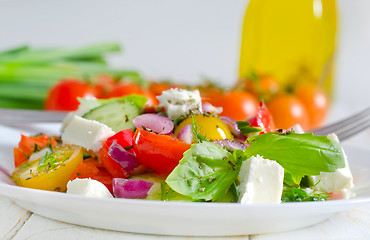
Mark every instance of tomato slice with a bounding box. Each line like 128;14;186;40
69;162;99;180
14;134;58;167
99;129;135;178
132;129;190;176
91;168;114;193
248;103;276;133
11;146;83;192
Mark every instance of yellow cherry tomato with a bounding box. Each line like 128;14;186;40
174;114;233;141
11;145;83;192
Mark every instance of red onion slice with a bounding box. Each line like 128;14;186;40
133;113;174;135
213;139;247;151
202;102;223;114
108;140;139;172
177;124;193;144
219;116;241;137
113;178;154;199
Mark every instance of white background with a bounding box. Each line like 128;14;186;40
0;0;369;108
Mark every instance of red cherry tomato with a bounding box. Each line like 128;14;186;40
45;79;92;111
108;82;158;106
99;129;135;178
267;94;310;131
248;103;276;133
132;129;190;176
92;74;116;99
206;90;258;121
295;83;329;129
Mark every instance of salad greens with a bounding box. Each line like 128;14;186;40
281;186;331;202
246;132;345;178
166;131;346;202
166;142;245;201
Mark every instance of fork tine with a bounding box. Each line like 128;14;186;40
336;118;370;141
312;107;370;137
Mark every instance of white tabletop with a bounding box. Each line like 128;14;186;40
0;104;369;239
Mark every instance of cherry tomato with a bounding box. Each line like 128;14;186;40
295;83;329;129
45;79;92;111
148;82;186;97
92;74;116;98
148;82;171;96
267;94;310;131
244;75;280;100
207;90;258;121
99;129;135;178
11;146;83;192
132;129;190;176
174;114;233;141
108;82;158;106
248;103;276;133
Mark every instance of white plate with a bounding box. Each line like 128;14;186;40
0;124;370;236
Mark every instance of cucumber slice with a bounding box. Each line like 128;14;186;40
83;100;141;132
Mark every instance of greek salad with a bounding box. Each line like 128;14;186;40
10;88;354;203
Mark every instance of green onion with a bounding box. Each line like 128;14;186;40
0;42;146;109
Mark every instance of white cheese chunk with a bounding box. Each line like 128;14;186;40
156;88;202;120
67;178;113;198
62;95;97;131
309;133;354;198
238;155;284;204
62;116;115;151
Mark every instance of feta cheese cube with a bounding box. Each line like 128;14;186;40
156;88;202;120
62;116;115;152
67;178;113;198
62;95;97;131
238;155;284;204
309;133;354;198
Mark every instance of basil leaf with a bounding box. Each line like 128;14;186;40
165;142;243;201
246;132;345;178
236;121;262;135
283;172;302;187
160;182;193;202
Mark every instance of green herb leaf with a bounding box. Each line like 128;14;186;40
246;132;345;179
191;114;208;143
283;172;302;187
165;142;242;201
160;182;193;202
236;121;262;135
281;186;331;202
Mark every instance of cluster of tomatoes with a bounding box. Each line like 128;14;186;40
45;74;329;131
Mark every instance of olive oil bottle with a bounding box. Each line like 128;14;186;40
239;0;337;95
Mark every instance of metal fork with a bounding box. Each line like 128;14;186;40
311;107;370;141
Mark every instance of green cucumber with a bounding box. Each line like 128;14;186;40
83;100;141;132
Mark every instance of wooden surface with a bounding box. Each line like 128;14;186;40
1;106;370;240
